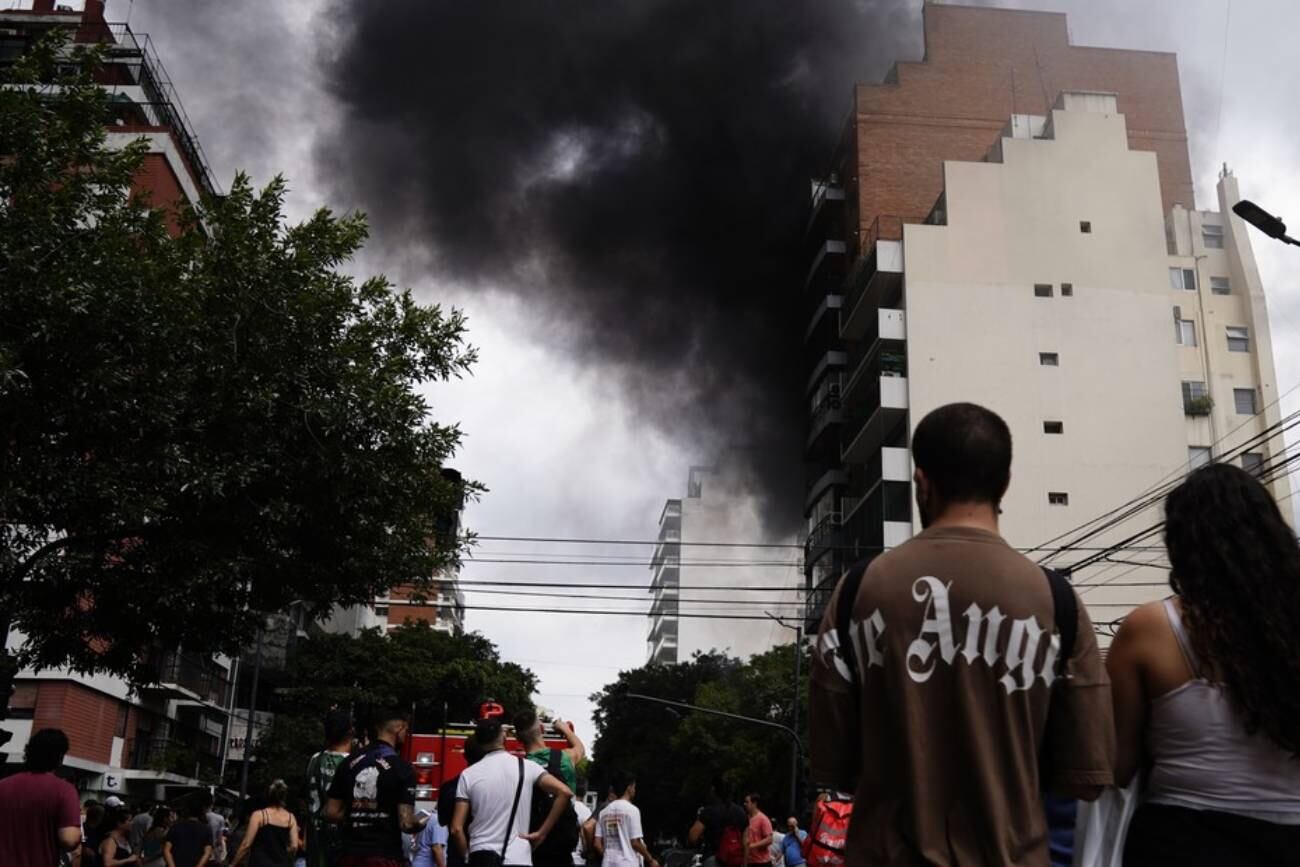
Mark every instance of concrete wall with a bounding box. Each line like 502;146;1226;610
903;102;1191;633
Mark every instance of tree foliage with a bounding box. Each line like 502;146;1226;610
588;643;809;848
248;623;537;795
0;37;477;681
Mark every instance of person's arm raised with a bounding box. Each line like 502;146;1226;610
553;719;586;766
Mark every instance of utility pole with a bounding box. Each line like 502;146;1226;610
766;612;805;813
237;624;264;803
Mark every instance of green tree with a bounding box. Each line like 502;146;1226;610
588;644;810;850
0;38;476;711
247;623;537;794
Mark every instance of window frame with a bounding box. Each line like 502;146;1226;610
1034;283;1053;298
1047;492;1069;506
1233;387;1257;416
1210;276;1231;295
1043;421;1064;435
1188;446;1212;469
1079;221;1092;234
1242;452;1264;476
1202;223;1225;249
1039;352;1060;366
1175;318;1197;347
1169;267;1197;291
1060;283;1074;297
1226;326;1250;353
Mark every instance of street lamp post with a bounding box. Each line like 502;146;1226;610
765;612;804;814
625;692;805;816
1233;200;1300;247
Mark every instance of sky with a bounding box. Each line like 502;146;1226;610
78;0;1300;748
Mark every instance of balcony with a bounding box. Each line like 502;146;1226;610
132;736;220;782
842;377;909;464
805;182;845;241
841;240;904;340
658;499;682;526
805;469;848;514
805;293;843;343
804;512;842;568
843;309;906;404
806;386;843;452
144;651;231;709
804;240;847;294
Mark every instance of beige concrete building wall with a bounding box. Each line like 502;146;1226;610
902;95;1203;635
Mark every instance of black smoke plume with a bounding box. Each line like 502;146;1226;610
318;1;920;534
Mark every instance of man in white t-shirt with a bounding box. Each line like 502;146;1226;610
594;772;658;867
451;720;574;867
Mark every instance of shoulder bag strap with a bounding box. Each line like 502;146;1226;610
501;756;526;861
547;748;563;778
1041;566;1077;676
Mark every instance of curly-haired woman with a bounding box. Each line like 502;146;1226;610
1108;462;1300;865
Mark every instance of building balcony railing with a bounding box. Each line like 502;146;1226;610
145;651;231;709
132;736;220;782
841;219;905;341
804;512;841;567
658;499;682;526
803;239;847;294
843;311;906;405
805;387;843;452
842;377;909;465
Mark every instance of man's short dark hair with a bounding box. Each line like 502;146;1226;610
23;728;69;772
324;709;352;746
473;720;503;748
189;791;213;819
512;708;540;740
610;770;635;796
911;402;1012;505
463;737;487;765
370;706;408;732
745;793;761;807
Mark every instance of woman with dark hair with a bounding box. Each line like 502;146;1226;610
140;806;173;867
99;808;141;866
1108;462;1300;865
229;780;300;867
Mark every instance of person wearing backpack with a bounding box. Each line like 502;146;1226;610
687;779;746;867
592;772;657;867
512;710;581;867
808;403;1115;866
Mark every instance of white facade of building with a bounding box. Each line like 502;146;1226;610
889;92;1290;637
647;464;803;664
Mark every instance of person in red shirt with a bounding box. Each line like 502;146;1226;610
0;728;83;867
741;794;773;867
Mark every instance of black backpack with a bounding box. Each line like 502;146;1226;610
529;749;580;867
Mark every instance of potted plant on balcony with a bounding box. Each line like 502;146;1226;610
1185;395;1214;416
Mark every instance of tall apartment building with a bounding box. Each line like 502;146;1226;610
648;463;803;664
802;4;1290;632
1;1;228;798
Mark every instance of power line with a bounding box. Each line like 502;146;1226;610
462;587;805;606
466;558;799;568
455;579;806;591
458;604;802;621
474;535;803;550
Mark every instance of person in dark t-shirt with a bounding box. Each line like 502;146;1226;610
325;708;427;866
165;798;215;867
688;779;746;867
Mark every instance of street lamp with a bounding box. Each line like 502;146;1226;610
1233;200;1300;247
625;692;804;815
764;611;804;815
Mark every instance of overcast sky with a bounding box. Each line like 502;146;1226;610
91;0;1300;747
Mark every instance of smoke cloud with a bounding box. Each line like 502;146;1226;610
317;1;921;533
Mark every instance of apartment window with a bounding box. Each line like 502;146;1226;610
1175;318;1197;347
1034;283;1053;298
8;683;36;721
1234;387;1257;415
1188;446;1212;469
1169;267;1197;291
1210;276;1231;295
373;605;390;617
115;703;129;739
1061;283;1074;297
1043;421;1064;435
1226;326;1250;352
1182;380;1211;415
1039;352;1060;366
1242;452;1264;476
1080;221;1092;233
1202;223;1225;249
1048;492;1069;506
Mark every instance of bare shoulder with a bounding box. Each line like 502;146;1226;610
1117;599;1168;637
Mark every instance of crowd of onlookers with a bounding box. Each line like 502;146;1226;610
6;401;1300;867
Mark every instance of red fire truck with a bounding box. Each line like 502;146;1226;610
404;702;574;808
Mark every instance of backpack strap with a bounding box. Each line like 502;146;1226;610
1041;566;1076;674
834;560;871;681
547;748;563;779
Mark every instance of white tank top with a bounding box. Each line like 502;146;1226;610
1144;599;1300;823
